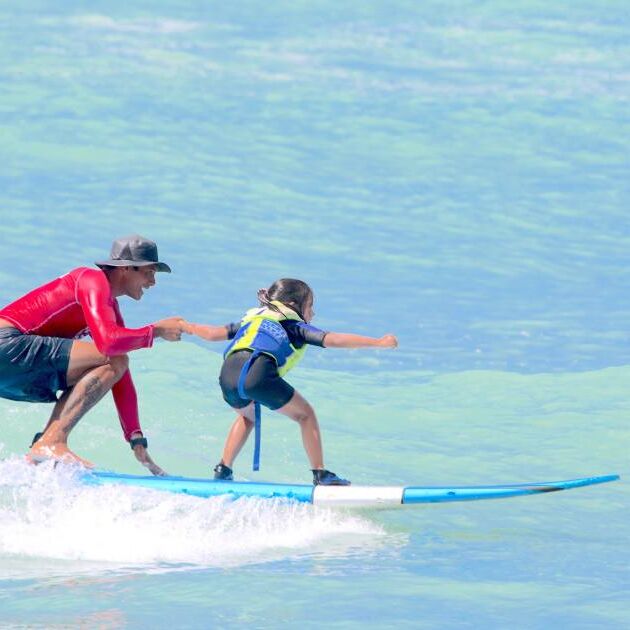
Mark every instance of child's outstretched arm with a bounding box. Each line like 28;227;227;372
323;332;398;349
182;322;231;342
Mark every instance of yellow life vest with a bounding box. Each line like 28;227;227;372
224;301;308;376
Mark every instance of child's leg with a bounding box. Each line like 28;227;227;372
275;391;324;470
220;404;255;468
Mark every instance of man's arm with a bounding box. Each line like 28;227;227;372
111;369;142;440
77;269;154;355
77;270;170;475
112;370;166;476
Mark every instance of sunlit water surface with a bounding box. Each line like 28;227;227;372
0;1;628;628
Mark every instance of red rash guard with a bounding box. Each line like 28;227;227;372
0;267;154;440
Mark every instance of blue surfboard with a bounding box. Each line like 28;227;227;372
84;472;620;508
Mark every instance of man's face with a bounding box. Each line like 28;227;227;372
125;264;157;300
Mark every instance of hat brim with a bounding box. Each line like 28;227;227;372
96;260;171;273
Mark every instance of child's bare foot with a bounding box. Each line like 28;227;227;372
27;443;94;468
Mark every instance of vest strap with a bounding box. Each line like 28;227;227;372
252;401;261;472
237;351;263;471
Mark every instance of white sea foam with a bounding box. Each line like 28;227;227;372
0;457;386;574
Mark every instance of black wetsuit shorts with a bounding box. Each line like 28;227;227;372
0;327;72;403
219;350;295;411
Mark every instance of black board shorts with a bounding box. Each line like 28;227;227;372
219;350;295;411
0;327;72;403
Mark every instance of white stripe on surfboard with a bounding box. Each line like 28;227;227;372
312;485;404;507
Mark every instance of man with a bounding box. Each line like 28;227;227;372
0;234;184;475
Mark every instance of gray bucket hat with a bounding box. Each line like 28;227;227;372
96;235;171;273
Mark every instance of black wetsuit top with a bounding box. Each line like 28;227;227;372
225;320;327;348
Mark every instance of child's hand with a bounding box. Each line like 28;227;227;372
182;322;196;335
377;334;398;348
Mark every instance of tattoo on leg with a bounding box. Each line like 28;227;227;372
60;374;107;436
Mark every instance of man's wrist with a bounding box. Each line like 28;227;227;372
130;436;148;450
147;324;156;347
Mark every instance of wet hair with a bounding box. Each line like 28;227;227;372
257;278;313;320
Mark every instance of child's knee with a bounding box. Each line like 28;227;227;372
291;404;316;424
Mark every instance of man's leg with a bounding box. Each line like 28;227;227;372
30;388;74;445
29;340;129;466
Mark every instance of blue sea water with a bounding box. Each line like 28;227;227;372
0;1;629;628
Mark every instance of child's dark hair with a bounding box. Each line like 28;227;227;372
257;278;313;320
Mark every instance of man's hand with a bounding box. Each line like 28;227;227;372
153;317;185;342
131;439;167;476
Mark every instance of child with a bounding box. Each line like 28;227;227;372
185;278;398;486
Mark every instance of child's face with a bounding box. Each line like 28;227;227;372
301;296;314;323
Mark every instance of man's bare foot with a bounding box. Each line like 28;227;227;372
27;443;94;468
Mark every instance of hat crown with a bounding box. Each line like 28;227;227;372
111;235;158;263
96;234;171;272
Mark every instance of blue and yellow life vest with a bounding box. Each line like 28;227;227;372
224;301;308;376
224;301;307;471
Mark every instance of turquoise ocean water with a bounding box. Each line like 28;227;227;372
1;2;629;627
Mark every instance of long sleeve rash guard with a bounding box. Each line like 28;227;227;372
0;267;154;439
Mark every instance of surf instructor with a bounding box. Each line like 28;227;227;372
0;234;184;475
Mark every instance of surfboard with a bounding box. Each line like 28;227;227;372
83;472;620;508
